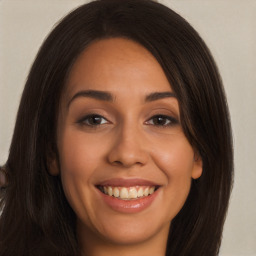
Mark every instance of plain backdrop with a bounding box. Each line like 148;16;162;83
0;0;256;255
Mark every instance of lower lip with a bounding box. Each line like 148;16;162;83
97;188;160;213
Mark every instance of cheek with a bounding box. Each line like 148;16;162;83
150;135;195;213
58;128;107;175
151;134;195;177
57;128;108;212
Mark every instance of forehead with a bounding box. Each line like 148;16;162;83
64;37;173;100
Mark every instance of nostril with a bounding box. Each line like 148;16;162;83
113;160;122;165
107;136;149;167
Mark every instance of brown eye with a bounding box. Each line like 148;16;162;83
146;115;178;127
78;114;108;126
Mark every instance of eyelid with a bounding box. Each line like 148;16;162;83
145;114;179;127
77;114;110;126
75;110;179;129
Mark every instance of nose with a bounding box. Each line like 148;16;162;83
107;125;149;168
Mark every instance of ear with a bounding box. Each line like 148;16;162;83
191;152;203;179
0;166;8;187
47;148;60;176
48;157;60;176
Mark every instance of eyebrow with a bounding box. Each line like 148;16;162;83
67;90;114;108
145;91;176;102
67;89;176;108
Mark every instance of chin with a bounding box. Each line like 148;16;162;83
89;213;171;246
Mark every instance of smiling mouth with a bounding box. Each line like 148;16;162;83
96;185;159;200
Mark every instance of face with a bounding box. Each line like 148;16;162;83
52;38;202;248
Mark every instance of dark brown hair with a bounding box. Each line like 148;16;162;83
0;0;233;255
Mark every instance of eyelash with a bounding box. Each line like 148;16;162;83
77;114;178;128
77;114;109;127
145;115;178;127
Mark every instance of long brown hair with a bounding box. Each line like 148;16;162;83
0;0;233;255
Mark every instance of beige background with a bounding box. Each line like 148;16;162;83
0;0;256;255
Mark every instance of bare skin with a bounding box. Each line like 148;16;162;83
0;167;7;188
50;38;202;256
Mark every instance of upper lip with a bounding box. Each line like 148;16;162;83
96;178;160;187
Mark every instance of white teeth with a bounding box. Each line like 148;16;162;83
149;187;154;195
128;187;137;199
137;187;144;197
144;187;149;196
101;186;156;200
107;186;113;196
113;187;119;197
120;187;129;199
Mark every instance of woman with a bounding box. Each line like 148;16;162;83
0;0;233;255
